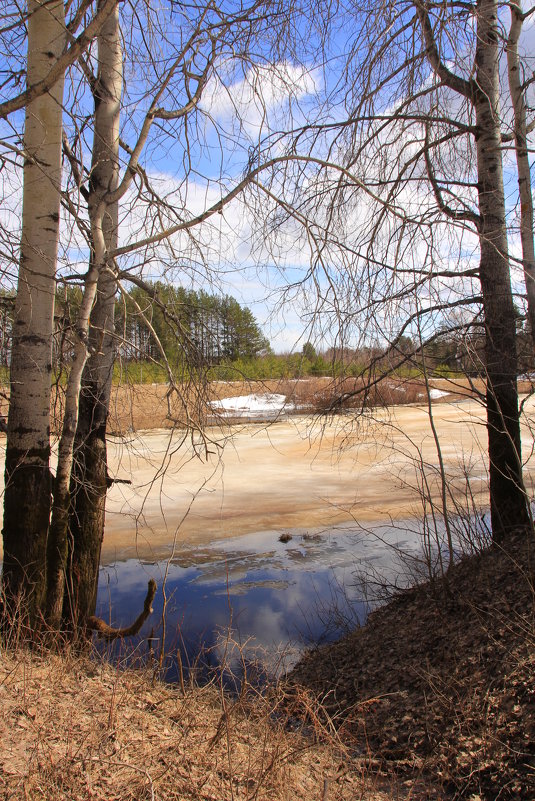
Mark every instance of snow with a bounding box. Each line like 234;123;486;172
429;388;450;400
210;393;294;417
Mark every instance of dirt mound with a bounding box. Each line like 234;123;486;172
288;529;535;799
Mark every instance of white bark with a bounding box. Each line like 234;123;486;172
46;0;122;628
2;0;66;616
507;2;535;344
415;0;529;539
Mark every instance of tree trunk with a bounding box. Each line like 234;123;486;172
2;0;65;624
64;0;121;629
474;0;529;540
45;261;100;628
64;314;115;627
506;2;535;347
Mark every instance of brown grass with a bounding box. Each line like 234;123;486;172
3;374;531;435
0;645;394;801
289;529;535;800
103;375;472;434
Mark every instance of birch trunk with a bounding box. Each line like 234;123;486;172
66;270;116;626
62;1;122;629
45;261;100;628
2;0;65;623
473;0;529;539
506;2;535;346
416;0;529;541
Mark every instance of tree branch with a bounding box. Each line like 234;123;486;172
87;579;157;640
414;0;474;99
0;0;117;118
424;122;481;225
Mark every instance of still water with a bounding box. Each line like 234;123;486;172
96;522;427;683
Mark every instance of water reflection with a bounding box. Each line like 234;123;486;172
96;524;423;683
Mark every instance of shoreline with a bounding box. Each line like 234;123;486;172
0;396;532;563
100;398;512;561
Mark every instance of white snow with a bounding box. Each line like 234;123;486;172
429;388;450;400
210;393;294;417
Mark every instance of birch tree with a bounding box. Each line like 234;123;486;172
1;0;321;634
2;0;66;623
258;0;534;542
48;0;314;631
362;0;532;539
0;0;121;626
46;0;123;628
506;0;535;345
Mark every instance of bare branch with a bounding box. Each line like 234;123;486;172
414;0;473;99
0;0;117;118
87;579;157;640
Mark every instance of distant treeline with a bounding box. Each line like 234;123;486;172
0;286;531;383
115;282;270;366
0;283;270;373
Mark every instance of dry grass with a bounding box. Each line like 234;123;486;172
4;374;531;435
289;529;535;800
102;375;469;433
0;644;396;801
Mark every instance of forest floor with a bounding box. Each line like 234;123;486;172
1;529;533;800
0;641;397;801
288;527;535;800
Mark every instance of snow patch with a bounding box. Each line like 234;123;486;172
429;388;450;400
210;393;294;417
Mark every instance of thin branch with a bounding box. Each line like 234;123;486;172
0;0;117;118
424;122;481;225
87;579;157;640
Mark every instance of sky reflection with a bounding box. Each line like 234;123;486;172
96;524;424;682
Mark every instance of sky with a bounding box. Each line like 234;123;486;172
0;1;534;353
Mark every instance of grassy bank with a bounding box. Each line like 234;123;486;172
0;645;391;801
2;529;533;800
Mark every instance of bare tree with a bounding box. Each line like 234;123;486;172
254;0;533;542
37;0;318;632
46;0;123;629
0;0;136;628
506;0;535;345
2;0;67;624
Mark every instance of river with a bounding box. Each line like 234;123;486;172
96;397;535;680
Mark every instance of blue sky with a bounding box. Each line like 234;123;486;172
0;0;534;353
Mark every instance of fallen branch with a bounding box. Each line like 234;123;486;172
87;579;157;640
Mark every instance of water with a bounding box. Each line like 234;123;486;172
96;522;427;684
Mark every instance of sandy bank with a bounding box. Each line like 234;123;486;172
100;397;534;562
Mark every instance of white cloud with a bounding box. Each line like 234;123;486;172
201;61;321;137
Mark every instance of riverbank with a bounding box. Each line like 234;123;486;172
101;395;533;562
288;527;535;800
0;644;394;801
2;529;533;800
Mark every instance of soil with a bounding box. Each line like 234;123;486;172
287;528;535;800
